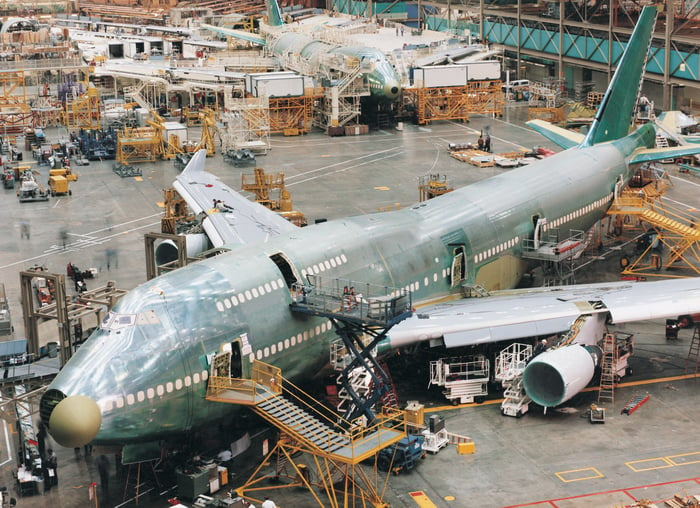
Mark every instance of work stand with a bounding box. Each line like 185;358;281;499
289;278;412;426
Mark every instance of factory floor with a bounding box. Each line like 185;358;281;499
1;103;700;508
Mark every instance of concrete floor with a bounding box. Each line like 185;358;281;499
2;104;700;507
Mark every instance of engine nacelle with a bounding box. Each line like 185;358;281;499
522;344;602;408
154;233;210;266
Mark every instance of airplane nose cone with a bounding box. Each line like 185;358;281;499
384;80;401;100
48;395;102;448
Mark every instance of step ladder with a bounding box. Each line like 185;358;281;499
598;333;617;404
655;134;669;148
685;325;700;375
494;343;532;417
621;394;650;415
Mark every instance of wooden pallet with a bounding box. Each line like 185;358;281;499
450;149;494;167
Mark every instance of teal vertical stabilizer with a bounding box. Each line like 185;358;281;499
266;0;285;27
583;5;659;147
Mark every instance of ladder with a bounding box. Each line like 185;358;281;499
598;333;617;404
685;325;700;375
655;134;669;148
621;394;650;415
378;360;400;410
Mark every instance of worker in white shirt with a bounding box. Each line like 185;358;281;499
261;497;277;508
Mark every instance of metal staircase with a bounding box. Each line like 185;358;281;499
206;360;407;507
608;187;700;277
494;343;532;417
598;333;617;404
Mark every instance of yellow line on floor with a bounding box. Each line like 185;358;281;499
424;373;700;413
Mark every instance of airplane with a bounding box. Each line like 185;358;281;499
201;0;402;102
40;5;700;459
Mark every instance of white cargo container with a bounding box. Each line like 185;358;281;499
163;122;187;146
466;60;501;81
245;71;298;96
414;65;468;88
251;75;305;98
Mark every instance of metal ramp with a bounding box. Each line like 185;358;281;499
206;360;407;507
495;343;532;417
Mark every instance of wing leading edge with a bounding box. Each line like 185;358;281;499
173;150;297;248
387;278;700;349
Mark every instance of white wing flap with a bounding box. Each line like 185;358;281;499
174;150;297;248
389;278;700;349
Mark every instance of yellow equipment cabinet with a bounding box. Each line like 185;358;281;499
48;169;71;196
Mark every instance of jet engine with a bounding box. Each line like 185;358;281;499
154;233;210;266
521;344;602;407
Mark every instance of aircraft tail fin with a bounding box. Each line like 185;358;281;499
583;5;659;146
266;0;284;27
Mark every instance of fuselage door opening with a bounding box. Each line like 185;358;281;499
450;246;466;288
533;215;546;250
210;338;245;379
269;252;302;289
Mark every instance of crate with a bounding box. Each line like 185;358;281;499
456;441;475;455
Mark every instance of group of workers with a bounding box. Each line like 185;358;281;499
477;131;492;153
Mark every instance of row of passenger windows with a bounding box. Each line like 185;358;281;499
543;194;612;232
215;277;286;312
250;319;334;361
100;370;209;412
474;236;521;264
301;254;348;279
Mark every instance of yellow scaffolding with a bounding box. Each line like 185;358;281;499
0;70;33;133
268;94;318;135
116;127;160;164
63;68;101;130
206;360;406;508
607;170;700;277
403;80;503;125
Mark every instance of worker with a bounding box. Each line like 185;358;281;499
533;339;548;358
484;134;492;153
637;94;650;114
96;454;110;495
46;448;58;489
262;497;277;508
477;132;484;151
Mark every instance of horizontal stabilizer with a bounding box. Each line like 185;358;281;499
388;277;700;349
629;145;700;164
526;119;585;149
200;24;267;46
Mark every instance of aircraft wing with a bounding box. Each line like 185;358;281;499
200;23;267;46
526;120;585;149
173;150;297;248
629;145;700;164
387;277;700;349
